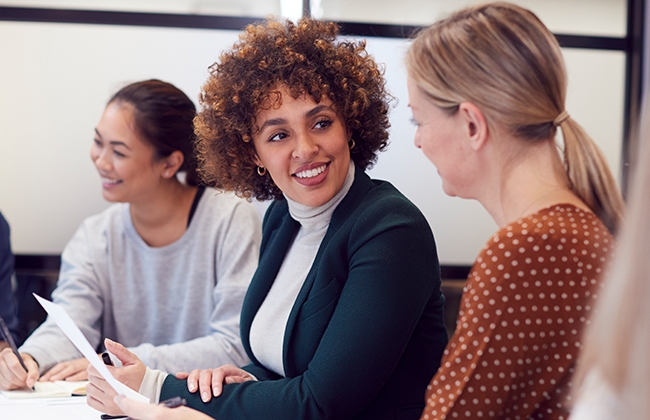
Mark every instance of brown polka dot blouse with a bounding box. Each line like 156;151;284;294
421;204;613;420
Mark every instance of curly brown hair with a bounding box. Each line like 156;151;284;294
194;17;392;201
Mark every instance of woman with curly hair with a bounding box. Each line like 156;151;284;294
85;17;448;420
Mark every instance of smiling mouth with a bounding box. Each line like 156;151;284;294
101;177;122;185
293;163;328;179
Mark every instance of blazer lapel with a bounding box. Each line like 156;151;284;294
282;167;374;374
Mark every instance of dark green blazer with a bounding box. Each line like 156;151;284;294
161;168;448;419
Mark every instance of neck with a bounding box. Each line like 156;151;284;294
475;137;587;227
129;179;197;247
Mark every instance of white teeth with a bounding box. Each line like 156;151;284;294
295;164;327;179
101;177;120;184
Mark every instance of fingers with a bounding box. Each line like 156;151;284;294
40;358;89;382
211;367;229;398
175;371;189;380
198;369;213;402
65;369;89;381
23;355;40;389
211;365;252;397
114;395;152;419
0;348;36;390
186;369;200;393
86;374;123;416
104;338;140;366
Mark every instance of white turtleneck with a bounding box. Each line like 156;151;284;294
249;161;355;377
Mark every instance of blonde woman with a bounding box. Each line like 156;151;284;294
406;3;623;419
570;104;650;419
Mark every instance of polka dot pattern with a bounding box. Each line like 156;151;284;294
421;205;613;420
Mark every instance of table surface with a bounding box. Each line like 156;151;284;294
0;395;103;419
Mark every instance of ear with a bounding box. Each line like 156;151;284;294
458;102;488;151
161;150;184;178
252;152;264;168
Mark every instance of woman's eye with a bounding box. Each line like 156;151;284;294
409;117;420;127
93;138;102;146
314;119;332;129
269;132;288;142
114;150;126;158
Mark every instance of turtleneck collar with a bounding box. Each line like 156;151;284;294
285;161;355;230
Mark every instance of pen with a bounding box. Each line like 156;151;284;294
0;317;28;372
101;351;114;366
159;396;187;408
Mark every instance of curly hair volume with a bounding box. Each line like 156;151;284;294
194;17;392;201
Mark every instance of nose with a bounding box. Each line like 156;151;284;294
292;132;318;160
414;132;422;149
91;145;112;172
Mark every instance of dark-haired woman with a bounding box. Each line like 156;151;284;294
85;18;447;420
0;80;261;390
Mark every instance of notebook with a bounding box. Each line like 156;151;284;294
0;380;87;399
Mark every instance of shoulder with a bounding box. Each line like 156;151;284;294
193;188;261;230
340;176;430;234
482;204;612;256
77;203;127;234
261;199;289;230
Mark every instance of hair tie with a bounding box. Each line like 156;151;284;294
553;110;570;127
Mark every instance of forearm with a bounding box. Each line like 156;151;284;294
19;321;84;373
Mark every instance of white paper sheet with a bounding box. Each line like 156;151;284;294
33;294;149;403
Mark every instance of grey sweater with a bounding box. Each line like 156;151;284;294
20;188;261;374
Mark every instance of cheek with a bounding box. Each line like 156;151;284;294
90;145;99;161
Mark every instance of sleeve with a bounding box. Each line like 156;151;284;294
0;213;19;343
19;222;106;373
159;198;442;419
128;200;262;372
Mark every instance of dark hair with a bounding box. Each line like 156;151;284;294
109;79;200;186
195;17;392;200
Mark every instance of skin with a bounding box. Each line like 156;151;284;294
114;395;212;420
0;349;39;390
252;86;352;208
407;76;590;227
0;102;197;389
407;77;479;199
85;88;355;414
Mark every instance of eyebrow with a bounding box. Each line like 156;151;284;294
257;104;334;132
94;128;131;149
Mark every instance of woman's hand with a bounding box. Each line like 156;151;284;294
176;364;254;402
0;349;39;390
86;338;146;416
114;395;212;420
40;357;90;381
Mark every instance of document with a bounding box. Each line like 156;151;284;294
1;380;87;399
33;294;149;403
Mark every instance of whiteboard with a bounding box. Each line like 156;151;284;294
0;21;625;264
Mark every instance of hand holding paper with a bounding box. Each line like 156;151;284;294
32;294;149;404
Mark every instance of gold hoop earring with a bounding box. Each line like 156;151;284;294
348;139;355;150
257;166;267;176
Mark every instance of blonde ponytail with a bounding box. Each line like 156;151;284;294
559;118;624;233
406;2;624;234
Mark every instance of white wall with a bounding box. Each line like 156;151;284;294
0;17;626;264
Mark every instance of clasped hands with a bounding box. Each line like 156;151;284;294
86;338;254;419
